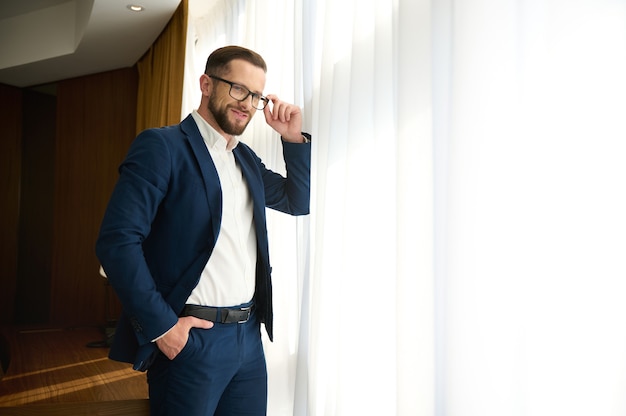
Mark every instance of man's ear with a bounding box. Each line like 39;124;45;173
200;74;212;96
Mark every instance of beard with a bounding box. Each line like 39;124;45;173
208;94;251;136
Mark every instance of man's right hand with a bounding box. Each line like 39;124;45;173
155;316;214;360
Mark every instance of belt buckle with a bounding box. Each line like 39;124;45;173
238;306;252;323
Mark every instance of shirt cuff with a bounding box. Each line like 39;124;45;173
151;323;175;343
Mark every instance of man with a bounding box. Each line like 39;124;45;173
96;45;311;416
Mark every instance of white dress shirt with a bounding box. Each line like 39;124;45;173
185;110;257;307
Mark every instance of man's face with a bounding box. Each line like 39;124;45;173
207;59;266;136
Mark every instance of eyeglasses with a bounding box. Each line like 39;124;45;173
209;75;269;110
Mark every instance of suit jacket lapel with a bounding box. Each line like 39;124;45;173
180;115;222;241
233;146;269;257
234;145;273;340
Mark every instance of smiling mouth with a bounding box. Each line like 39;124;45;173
231;108;249;121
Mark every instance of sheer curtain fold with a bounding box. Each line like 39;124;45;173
305;0;436;414
439;1;626;416
136;0;188;133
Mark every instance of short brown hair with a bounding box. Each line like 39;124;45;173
204;45;267;76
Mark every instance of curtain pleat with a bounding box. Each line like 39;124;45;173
136;0;188;133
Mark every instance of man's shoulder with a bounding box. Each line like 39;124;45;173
134;116;197;145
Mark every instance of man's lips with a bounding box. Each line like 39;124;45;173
231;108;249;121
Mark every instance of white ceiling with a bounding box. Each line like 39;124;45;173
0;0;181;87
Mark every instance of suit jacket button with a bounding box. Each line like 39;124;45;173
130;318;142;332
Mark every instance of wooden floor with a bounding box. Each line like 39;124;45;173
0;326;149;415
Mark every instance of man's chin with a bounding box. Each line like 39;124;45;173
225;120;249;136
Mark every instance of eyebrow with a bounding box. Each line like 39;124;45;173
231;79;264;95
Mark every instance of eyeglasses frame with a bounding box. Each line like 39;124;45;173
208;75;269;110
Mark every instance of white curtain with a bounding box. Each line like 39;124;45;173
301;0;435;414
437;1;626;415
183;0;626;415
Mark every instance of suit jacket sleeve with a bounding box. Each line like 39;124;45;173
261;136;311;215
95;128;180;346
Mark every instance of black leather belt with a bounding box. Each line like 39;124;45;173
181;304;253;324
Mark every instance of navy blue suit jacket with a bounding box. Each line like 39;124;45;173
96;114;310;370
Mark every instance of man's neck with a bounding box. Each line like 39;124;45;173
196;107;234;144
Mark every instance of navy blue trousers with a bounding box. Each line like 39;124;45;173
147;308;267;416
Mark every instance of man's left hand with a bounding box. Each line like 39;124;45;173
263;95;304;143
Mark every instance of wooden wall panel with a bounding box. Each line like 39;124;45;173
51;68;138;326
14;90;56;324
0;84;22;324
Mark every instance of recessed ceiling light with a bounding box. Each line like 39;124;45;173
127;4;145;12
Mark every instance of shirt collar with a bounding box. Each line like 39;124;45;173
191;109;239;152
